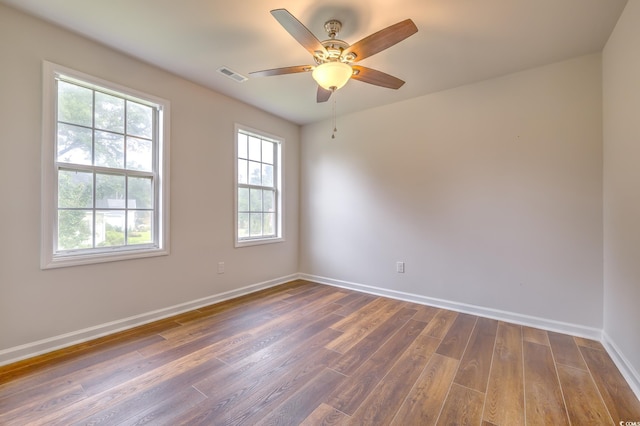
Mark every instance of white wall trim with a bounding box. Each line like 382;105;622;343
602;331;640;401
0;274;299;367
299;273;602;339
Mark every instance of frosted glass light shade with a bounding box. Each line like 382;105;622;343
312;62;353;90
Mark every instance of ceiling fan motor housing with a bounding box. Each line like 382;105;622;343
315;40;352;63
313;20;357;65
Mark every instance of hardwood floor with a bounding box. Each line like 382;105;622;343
1;280;639;425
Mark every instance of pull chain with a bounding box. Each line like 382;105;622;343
331;94;337;139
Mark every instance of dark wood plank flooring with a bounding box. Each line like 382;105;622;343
1;280;639;425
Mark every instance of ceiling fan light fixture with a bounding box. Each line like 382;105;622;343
312;62;353;91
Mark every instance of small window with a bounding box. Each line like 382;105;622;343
235;125;283;246
41;62;170;268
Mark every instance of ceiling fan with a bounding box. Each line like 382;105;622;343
250;9;418;103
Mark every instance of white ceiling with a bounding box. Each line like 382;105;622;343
2;0;628;125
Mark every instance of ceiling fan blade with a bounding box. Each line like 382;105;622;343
343;19;418;62
271;9;327;57
249;65;313;78
351;66;405;89
317;86;332;103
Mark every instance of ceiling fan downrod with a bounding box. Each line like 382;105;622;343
324;20;342;39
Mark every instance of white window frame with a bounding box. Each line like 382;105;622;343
234;124;284;247
41;61;170;269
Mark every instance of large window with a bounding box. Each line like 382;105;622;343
235;125;283;246
41;62;170;268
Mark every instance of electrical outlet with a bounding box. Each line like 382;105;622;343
396;261;405;273
217;262;225;274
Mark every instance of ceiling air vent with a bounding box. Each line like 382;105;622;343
217;66;248;83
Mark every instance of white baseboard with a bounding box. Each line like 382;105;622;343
0;273;299;367
301;273;640;401
602;332;640;401
300;273;602;339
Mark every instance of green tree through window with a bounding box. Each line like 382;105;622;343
42;62;169;268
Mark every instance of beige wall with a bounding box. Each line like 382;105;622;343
0;5;300;355
300;54;603;328
603;0;640;388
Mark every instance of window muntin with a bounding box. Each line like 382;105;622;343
42;62;169;268
235;126;283;246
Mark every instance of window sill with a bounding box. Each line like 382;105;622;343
235;236;284;248
41;247;169;269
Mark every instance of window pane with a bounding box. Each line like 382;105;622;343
126;136;153;171
238;187;249;212
95;92;124;132
128;211;152;245
238;213;249;238
58;170;93;208
46;65;167;266
263;190;275;212
249;189;262;212
262;164;273;187
263;213;276;236
95;131;124;168
128;176;153;209
262;140;274;164
126;101;153;139
248;136;261;161
235;128;281;245
96;210;125;247
58;81;92;127
96;173;125;209
57;123;92;165
57;210;93;250
238;159;248;184
238;133;248;159
249;213;262;236
248;161;261;185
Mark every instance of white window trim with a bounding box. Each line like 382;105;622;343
41;61;171;269
234;123;285;248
